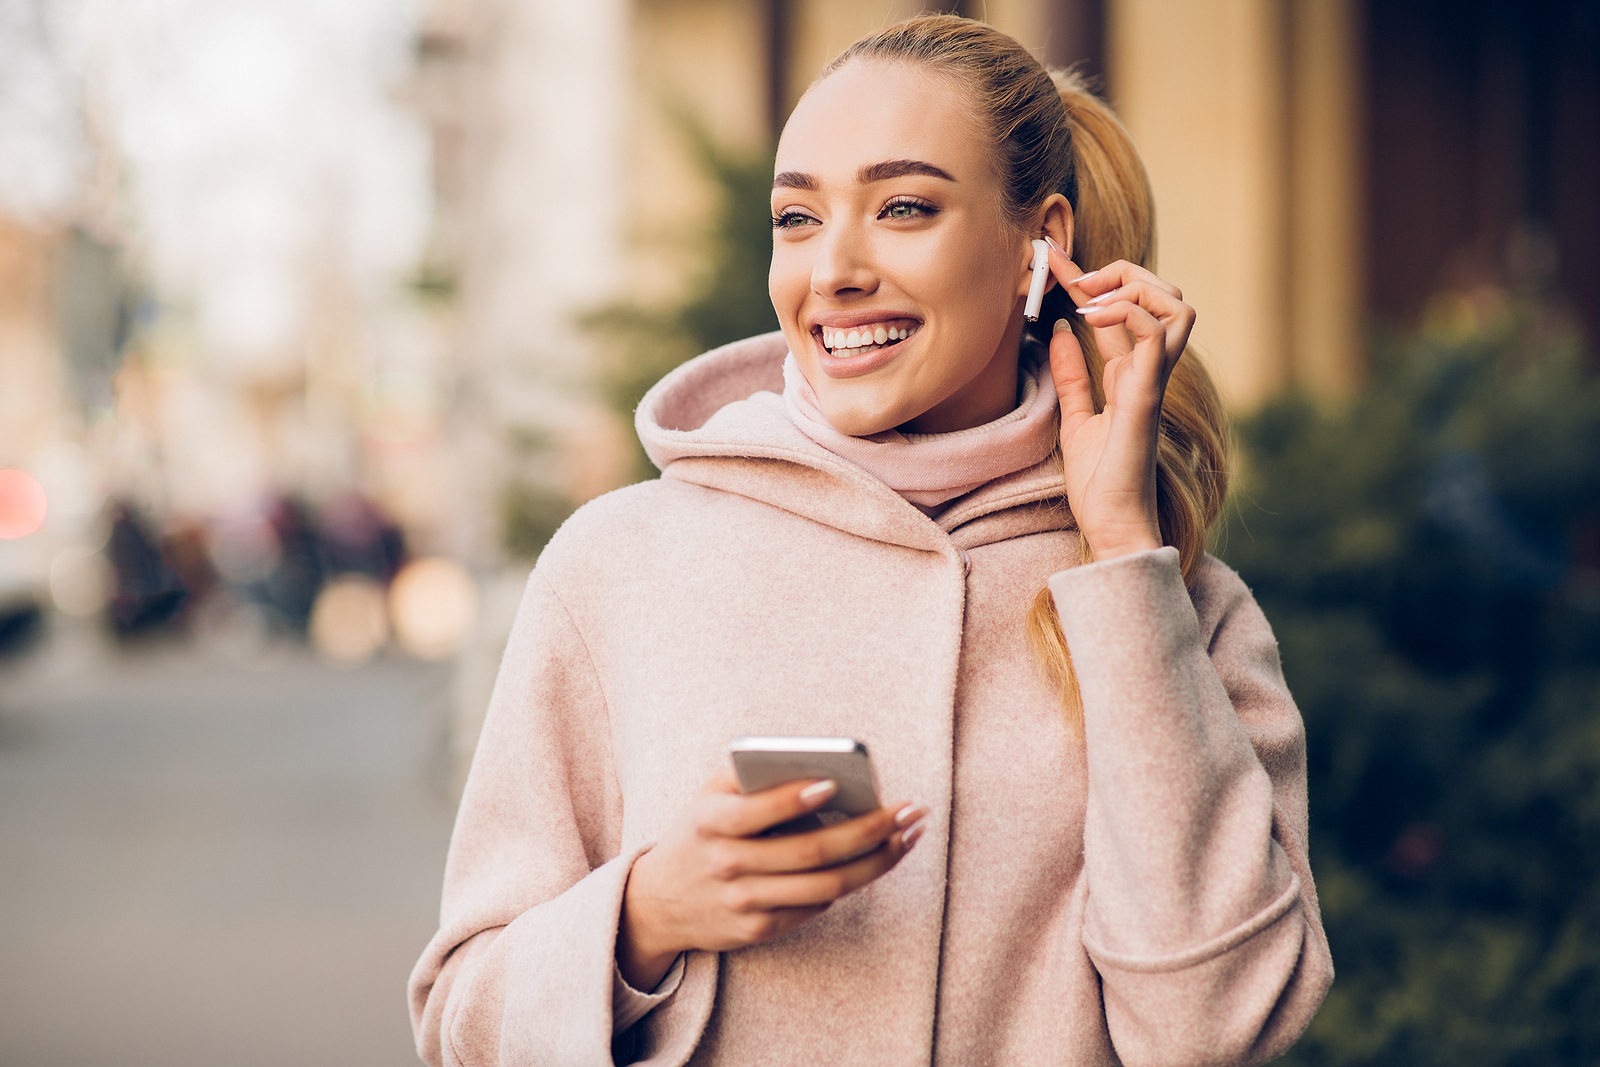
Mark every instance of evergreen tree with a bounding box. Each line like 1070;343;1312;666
1221;304;1600;1065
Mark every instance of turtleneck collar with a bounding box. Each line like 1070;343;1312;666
780;341;1061;511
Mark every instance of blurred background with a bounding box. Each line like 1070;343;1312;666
1;0;1597;1063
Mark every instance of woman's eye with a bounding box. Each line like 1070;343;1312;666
771;210;817;230
881;199;935;221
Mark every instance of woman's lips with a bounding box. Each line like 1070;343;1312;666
811;326;914;379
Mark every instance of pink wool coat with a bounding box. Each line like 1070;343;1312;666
409;332;1334;1066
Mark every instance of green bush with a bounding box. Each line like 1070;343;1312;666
1220;305;1600;1065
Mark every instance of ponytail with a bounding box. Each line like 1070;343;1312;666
823;20;1231;736
1026;69;1231;735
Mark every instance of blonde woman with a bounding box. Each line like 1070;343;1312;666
410;15;1332;1066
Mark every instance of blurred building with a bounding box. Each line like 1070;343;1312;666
0;0;1595;706
607;0;1598;407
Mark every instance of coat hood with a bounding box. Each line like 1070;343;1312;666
635;331;1075;554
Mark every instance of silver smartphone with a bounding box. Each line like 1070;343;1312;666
729;736;880;833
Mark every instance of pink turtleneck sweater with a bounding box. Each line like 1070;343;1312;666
780;343;1061;511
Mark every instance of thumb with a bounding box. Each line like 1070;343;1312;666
1049;318;1095;439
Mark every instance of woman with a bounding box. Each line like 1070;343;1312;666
410;15;1333;1066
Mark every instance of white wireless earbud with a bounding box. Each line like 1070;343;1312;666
1024;238;1051;322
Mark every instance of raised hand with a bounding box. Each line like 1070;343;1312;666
1042;238;1196;563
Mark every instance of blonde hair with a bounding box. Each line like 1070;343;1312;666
822;16;1231;734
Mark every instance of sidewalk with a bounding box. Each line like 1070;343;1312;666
0;629;458;1067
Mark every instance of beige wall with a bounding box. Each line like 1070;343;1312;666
1286;0;1361;398
1109;0;1360;408
783;1;1051;107
627;0;769;303
0;221;66;465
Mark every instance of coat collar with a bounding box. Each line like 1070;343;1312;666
636;332;1077;554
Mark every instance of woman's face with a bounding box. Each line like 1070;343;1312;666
768;60;1037;436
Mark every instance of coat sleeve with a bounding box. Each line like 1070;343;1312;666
1048;546;1333;1067
407;570;717;1067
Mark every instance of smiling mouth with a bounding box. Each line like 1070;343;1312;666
816;319;922;358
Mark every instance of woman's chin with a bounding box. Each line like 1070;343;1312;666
814;395;909;438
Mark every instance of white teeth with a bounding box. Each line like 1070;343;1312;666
819;322;918;353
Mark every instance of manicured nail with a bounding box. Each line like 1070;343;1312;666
902;822;925;849
1085;290;1117;306
1074;269;1099;284
895;804;928;827
1074;306;1097;314
1044;234;1067;256
799;780;837;806
1052;318;1071;334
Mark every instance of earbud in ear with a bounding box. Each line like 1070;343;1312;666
1023;239;1050;322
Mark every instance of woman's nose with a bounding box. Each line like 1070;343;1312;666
810;224;879;299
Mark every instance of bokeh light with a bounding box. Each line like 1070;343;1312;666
48;544;109;616
308;574;389;664
0;469;48;539
388;556;476;660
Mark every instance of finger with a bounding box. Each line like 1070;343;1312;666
1081;281;1196;356
1041;240;1097;306
1048;319;1097;438
696;776;839;839
701;769;740;795
1073;298;1167;348
1070;258;1184;302
736;803;926;875
1094;308;1171;450
724;827;918;911
1081;279;1186;314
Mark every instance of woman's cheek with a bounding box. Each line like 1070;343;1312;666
768;241;809;300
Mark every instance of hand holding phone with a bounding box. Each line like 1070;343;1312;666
616;740;926;992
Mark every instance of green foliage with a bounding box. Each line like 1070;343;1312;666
1221;307;1600;1065
500;479;575;562
581;121;780;478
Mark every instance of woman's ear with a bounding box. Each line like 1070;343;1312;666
1018;195;1075;297
1041;195;1074;263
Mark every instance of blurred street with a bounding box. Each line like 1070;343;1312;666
0;630;456;1067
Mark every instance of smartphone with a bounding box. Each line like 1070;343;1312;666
729;736;880;833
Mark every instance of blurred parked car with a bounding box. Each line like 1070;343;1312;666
0;537;46;657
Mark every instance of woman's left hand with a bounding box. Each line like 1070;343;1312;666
1042;240;1196;562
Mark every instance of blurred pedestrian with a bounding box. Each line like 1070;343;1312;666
106;500;187;636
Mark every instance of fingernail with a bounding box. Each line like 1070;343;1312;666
799;780;837;806
902;822;925;849
1052;318;1071;334
895;804;927;827
1044;234;1066;256
1074;306;1096;315
1074;269;1098;284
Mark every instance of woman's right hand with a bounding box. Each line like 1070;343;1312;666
616;771;926;990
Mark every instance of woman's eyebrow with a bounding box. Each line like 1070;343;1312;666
772;159;958;191
858;159;956;184
773;171;818;191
